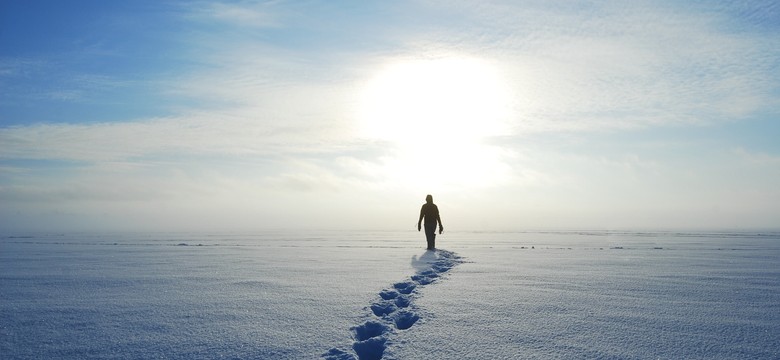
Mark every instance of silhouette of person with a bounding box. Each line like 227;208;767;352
417;194;443;250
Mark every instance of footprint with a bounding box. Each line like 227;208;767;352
352;337;387;360
394;295;411;308
411;274;436;285
392;310;419;330
352;321;390;341
393;281;416;295
370;301;397;317
325;249;463;359
432;262;453;273
322;348;356;360
378;289;398;300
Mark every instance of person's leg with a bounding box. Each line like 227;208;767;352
424;223;436;249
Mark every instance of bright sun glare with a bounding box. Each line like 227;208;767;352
358;57;513;190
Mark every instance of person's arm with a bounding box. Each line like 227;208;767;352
437;212;443;234
418;206;424;231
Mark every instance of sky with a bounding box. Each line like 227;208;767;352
1;0;779;232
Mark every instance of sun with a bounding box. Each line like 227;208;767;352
357;56;513;190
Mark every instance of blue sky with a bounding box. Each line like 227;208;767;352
1;0;779;232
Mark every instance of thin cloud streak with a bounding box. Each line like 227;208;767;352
422;1;780;132
184;1;287;29
1;1;778;231
0;114;355;162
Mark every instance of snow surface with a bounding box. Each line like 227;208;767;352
1;230;779;359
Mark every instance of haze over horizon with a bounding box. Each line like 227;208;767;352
1;1;779;232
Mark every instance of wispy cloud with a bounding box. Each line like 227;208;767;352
0;112;355;163
184;1;286;28
3;1;777;161
734;147;780;165
0;57;50;77
2;1;779;230
384;1;780;133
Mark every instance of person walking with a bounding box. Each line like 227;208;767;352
417;194;443;250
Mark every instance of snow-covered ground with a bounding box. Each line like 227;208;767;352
1;231;778;359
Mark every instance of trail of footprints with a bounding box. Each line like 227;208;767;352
323;250;463;360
